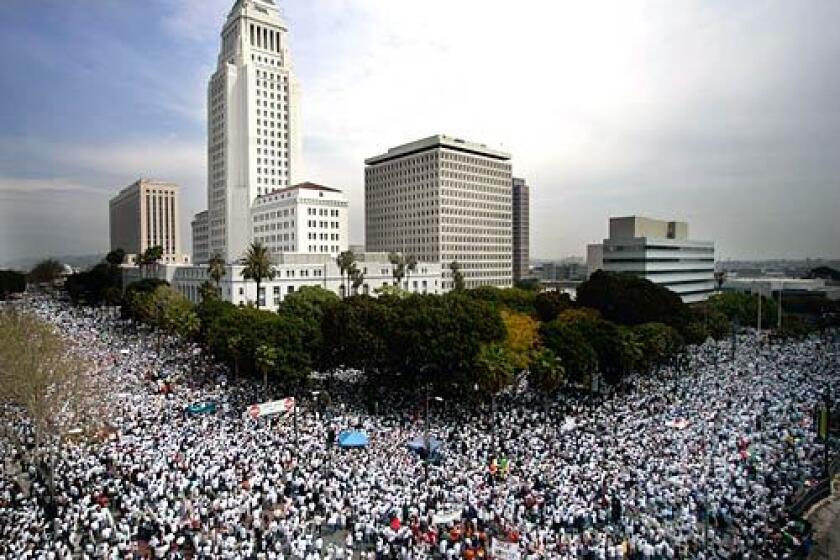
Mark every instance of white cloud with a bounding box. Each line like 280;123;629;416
0;177;109;195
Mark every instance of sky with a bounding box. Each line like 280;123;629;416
1;0;839;266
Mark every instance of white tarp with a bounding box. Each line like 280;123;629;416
492;539;521;560
246;397;295;419
561;417;577;432
666;418;689;429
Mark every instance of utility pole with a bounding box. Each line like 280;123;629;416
424;383;431;480
777;283;783;330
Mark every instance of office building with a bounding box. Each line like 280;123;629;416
365;134;513;289
109;179;185;264
207;0;303;263
512;177;530;282
251;182;349;258
587;216;715;303
191;211;210;264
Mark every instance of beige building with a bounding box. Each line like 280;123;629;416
109;179;184;264
365;135;513;289
587;216;715;303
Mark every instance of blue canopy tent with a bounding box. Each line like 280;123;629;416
406;436;443;455
338;430;369;448
186;401;217;415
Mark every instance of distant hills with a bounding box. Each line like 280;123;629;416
0;254;104;272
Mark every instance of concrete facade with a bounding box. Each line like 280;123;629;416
109;179;184;264
589;216;715;304
365;135;513;289
206;0;303;263
251;182;348;258
512;177;530;283
191;210;210;264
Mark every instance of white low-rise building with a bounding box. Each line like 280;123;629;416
124;252;444;308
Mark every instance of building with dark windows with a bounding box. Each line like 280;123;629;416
512;177;530;282
587;216;715;303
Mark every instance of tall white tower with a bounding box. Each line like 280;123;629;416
207;0;303;263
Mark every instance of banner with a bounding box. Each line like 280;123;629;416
492;539;521;560
246;397;295;419
432;508;462;525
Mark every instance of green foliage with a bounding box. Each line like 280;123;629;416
633;322;684;371
336;250;357;297
320;295;395;375
534;290;573;322
500;309;540;371
373;284;410;298
65;262;122;305
539;320;597;383
529;347;565;393
278;286;339;360
706;292;777;329
121;278;168;321
577;271;691;331
105;249;125;266
0;270;26;300
474;342;516;392
466;286;537;315
28;259;64;285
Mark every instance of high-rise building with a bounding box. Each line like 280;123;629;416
512;177;530;282
365;135;513;289
109;179;183;264
587;216;715;303
207;0;303;263
251;182;349;258
191;210;210;264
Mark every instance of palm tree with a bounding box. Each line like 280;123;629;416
349;263;365;295
208;253;226;297
335;250;356;298
449;260;465;292
405;256;418;292
241;241;275;309
388;252;407;287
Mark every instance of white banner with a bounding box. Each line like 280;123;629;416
432;508;462;525
492;539;521;560
246;397;295;419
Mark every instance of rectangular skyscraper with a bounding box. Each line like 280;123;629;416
109;179;182;264
207;0;303;263
512;177;530;282
365;135;513;289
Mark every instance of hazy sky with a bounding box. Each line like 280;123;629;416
1;0;839;266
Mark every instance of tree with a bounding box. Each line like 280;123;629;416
405;255;418;290
449;260;466;292
373;284;410;298
466;286;537;315
348;262;365;295
208;253;226;296
139;246;164;278
335;250;356;298
0;310;102;500
389;252;408;287
0;270;26;300
254;343;279;396
577;271;692;332
105;248;125;266
241;241;275;309
475;343;516;393
529;347;565;393
199;280;218;302
706;292;778;330
278;286;339;362
28;259;64;286
152;285;199;340
539;320;597;383
500;309;540;371
534;290;573;322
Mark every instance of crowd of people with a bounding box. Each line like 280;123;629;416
1;295;837;559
